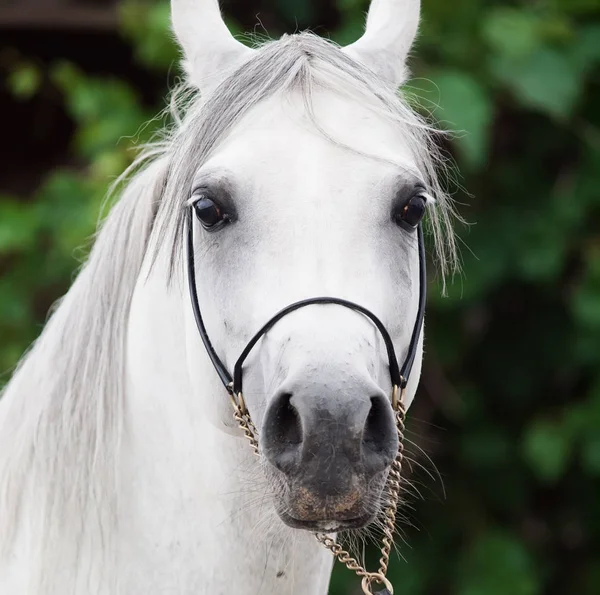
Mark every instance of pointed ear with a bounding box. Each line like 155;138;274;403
171;0;255;93
343;0;421;89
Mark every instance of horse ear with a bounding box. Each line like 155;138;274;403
171;0;255;92
343;0;421;89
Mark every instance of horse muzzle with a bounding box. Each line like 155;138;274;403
262;383;398;530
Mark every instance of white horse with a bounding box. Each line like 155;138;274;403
0;0;458;593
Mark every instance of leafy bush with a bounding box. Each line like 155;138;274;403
2;1;599;593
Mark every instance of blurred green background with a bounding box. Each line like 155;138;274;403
1;0;599;593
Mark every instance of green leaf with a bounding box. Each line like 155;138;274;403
490;46;582;120
7;64;42;100
0;199;40;252
571;24;600;73
51;62;152;159
572;246;600;329
425;71;494;169
458;532;541;595
482;8;542;60
0;279;31;326
581;434;600;476
273;0;316;26
336;0;365;13
462;429;512;468
522;418;574;483
517;228;566;282
120;0;180;71
332;11;368;45
552;0;600;16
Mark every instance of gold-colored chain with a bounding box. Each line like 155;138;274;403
229;388;406;595
378;406;405;578
229;390;259;456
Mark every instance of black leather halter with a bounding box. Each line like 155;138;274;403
186;208;427;402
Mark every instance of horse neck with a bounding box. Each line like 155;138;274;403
119;259;334;594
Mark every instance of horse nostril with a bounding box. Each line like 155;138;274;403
362;395;398;473
263;392;303;473
273;393;302;446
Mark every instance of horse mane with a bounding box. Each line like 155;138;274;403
0;32;457;591
0;155;168;589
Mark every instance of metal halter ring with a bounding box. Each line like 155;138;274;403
362;572;394;595
391;380;406;412
227;383;248;416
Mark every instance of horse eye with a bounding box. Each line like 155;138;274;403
192;195;228;230
395;194;427;229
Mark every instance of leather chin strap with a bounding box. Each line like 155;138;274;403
186;208;427;400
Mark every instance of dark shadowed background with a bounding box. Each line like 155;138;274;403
1;0;600;593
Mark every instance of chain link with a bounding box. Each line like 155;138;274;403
232;405;260;456
378;405;406;578
230;389;406;595
314;533;371;577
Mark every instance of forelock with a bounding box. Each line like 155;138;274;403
148;32;459;284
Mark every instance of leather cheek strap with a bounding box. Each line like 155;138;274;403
187;209;234;389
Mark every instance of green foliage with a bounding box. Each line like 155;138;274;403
423;70;494;168
120;0;180;70
458;531;541;595
1;0;600;593
7;61;42;100
523;417;575;483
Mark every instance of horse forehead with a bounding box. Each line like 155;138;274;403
208;90;418;181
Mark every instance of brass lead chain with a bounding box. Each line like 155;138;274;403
231;392;260;457
313;534;370;577
230;388;406;595
378;405;406;578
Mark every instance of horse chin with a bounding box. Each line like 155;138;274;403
276;510;377;533
266;468;388;532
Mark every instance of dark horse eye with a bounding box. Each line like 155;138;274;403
193;194;228;230
395;194;427;229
